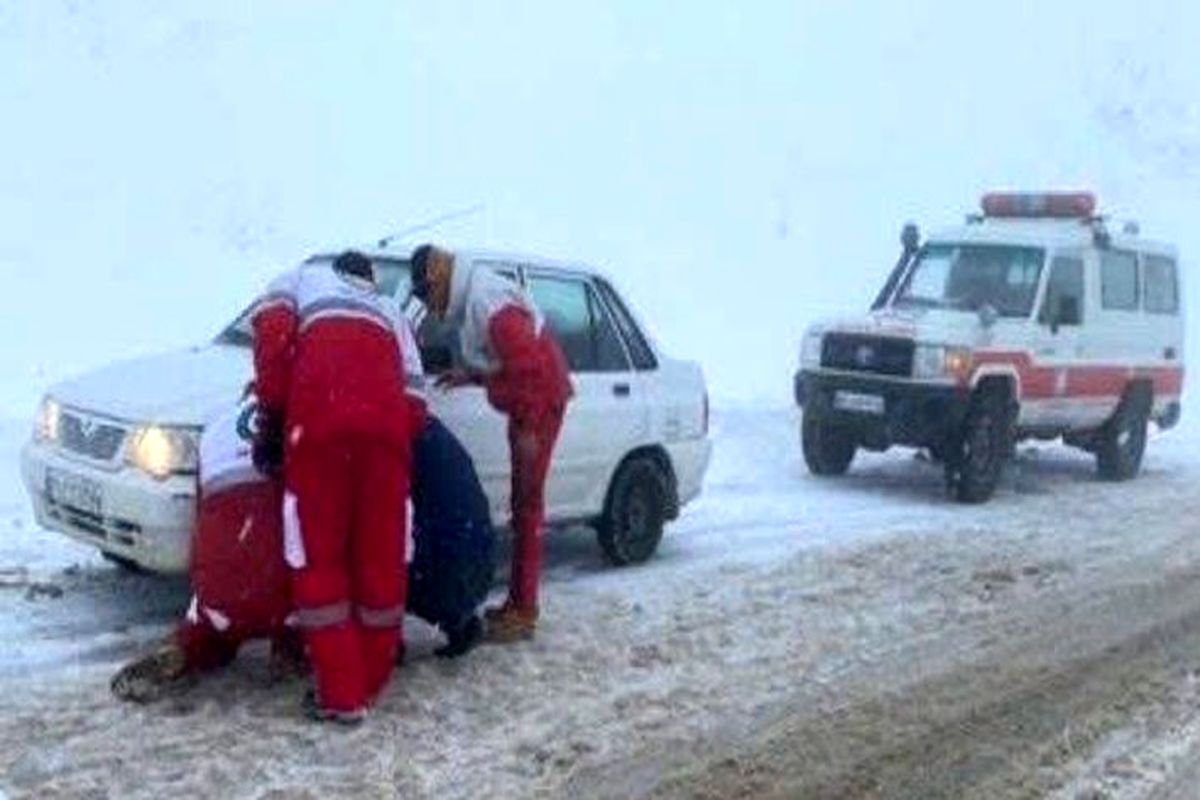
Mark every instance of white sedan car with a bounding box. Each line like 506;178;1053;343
21;248;712;573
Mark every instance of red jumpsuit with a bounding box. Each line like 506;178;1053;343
252;260;425;713
446;258;573;613
176;400;292;670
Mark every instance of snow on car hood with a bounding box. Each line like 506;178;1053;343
814;307;993;347
49;344;252;427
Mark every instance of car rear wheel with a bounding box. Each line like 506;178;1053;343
801;408;857;476
1097;389;1150;481
598;457;668;566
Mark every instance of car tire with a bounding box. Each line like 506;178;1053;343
1097;389;1150;481
949;391;1012;504
801;408;856;476
598;457;668;566
103;552;146;574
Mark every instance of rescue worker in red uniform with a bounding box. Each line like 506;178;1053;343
409;244;573;642
252;250;424;724
111;397;300;703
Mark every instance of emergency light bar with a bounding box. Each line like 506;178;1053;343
980;192;1097;219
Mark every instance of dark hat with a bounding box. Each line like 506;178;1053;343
332;250;374;282
409;243;435;302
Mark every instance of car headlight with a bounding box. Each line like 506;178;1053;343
912;345;973;382
35;396;61;443
800;331;824;368
126;425;199;480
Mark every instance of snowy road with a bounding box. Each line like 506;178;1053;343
2;408;1200;798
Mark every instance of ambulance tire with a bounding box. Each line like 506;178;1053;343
951;390;1012;504
598;456;668;566
801;409;857;477
1097;387;1151;481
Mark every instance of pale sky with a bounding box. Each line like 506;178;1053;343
1;1;1198;414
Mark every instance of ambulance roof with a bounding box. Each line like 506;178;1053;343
926;218;1178;261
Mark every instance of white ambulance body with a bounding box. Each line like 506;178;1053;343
796;192;1185;503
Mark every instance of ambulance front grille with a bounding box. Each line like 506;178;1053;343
821;334;915;377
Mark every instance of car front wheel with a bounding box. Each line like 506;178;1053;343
598;456;668;566
801;408;857;476
947;391;1012;504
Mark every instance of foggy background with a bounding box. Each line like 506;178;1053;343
1;1;1197;416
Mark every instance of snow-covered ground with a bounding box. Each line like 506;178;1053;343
3;406;1200;798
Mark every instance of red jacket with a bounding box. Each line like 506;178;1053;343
251;260;427;447
446;258;573;420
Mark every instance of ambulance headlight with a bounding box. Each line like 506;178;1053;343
800;331;824;368
35;396;62;443
913;345;973;382
126;425;200;480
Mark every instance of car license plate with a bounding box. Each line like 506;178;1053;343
45;468;103;517
833;391;885;415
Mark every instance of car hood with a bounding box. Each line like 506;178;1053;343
812;307;992;347
50;344;252;427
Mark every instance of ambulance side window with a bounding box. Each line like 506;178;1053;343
1039;256;1084;327
1143;255;1179;315
1100;251;1139;311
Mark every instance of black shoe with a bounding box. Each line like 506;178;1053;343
435;615;483;659
301;690;366;727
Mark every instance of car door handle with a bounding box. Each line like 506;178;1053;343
1165;347;1178;361
612;383;631;398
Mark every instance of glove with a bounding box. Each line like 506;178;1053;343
252;408;285;476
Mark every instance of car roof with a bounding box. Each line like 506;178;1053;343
926;219;1179;260
309;244;612;280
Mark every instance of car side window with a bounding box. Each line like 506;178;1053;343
1100;250;1139;311
372;258;411;299
588;284;631;371
528;274;630;373
1143;255;1179;315
595;278;658;371
1039;256;1085;326
416;314;461;374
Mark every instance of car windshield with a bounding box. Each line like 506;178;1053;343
893;243;1045;317
213;257;412;346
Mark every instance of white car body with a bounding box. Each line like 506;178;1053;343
21;248;712;573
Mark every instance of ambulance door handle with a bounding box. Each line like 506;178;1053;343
1165;347;1177;361
613;383;631;398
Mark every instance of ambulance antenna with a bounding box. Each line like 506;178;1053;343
377;203;487;248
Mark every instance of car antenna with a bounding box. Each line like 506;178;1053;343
377;203;487;248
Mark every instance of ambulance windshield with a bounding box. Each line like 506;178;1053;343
893;243;1045;318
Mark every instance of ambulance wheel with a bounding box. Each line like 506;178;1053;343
103;552;146;574
950;391;1012;504
1097;387;1150;481
801;409;856;476
598;457;667;566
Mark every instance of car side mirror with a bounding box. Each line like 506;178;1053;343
420;344;454;374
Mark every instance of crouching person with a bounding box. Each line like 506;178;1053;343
111;398;298;703
408;415;497;658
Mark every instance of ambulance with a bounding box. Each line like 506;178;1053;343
795;192;1184;502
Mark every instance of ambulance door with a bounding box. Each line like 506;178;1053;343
1030;252;1086;428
